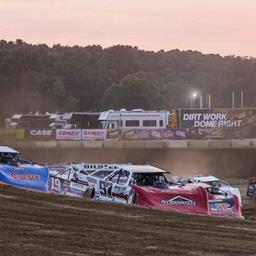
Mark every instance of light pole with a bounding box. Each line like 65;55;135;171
208;94;211;109
190;92;198;108
232;91;235;108
240;90;244;108
199;95;203;109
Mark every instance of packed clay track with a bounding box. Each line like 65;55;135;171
0;179;256;256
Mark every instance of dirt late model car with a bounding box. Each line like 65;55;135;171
246;177;256;198
174;175;242;206
48;163;118;197
92;165;243;219
0;146;48;191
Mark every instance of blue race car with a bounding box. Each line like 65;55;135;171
0;146;48;192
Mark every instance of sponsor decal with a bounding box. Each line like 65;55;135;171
209;199;234;212
70;182;88;191
112;192;128;200
11;173;40;181
210;203;232;211
66;187;84;196
15;167;25;171
86;177;97;184
161;196;196;206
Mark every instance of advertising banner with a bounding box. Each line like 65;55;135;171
121;129;139;140
0;165;49;192
82;129;106;140
107;129;121;139
179;108;256;139
162;129;187;139
27;129;54;140
138;129;163;140
121;129;187;140
56;129;82;140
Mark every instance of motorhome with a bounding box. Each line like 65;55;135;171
99;109;170;130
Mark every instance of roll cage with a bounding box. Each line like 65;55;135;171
104;169;168;187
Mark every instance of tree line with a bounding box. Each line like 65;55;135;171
1;39;256;125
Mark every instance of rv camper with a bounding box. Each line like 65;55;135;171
99;109;170;130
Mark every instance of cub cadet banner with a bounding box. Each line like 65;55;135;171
82;129;106;140
178;108;256;139
56;129;82;140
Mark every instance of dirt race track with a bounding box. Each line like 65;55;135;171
1;182;256;256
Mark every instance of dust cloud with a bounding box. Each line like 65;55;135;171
19;148;256;179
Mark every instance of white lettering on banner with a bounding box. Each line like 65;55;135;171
30;130;53;136
56;129;82;140
82;129;106;141
202;113;227;121
183;113;202;121
183;112;242;128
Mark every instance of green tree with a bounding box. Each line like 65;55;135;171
103;72;166;110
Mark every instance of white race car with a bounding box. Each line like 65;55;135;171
185;175;242;205
48;163;118;198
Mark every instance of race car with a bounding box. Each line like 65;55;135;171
182;175;242;205
0;146;48;191
48;163;117;198
92;165;243;219
246;177;256;198
48;163;91;197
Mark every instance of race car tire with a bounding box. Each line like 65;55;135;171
127;190;136;205
91;188;96;199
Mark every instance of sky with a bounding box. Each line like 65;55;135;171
0;0;256;57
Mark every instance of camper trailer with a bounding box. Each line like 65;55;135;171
99;109;170;130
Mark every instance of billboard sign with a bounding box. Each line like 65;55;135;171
28;129;54;140
56;129;82;140
82;129;106;140
179;108;256;139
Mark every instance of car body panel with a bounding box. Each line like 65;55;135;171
176;175;242;206
48;164;91;197
0;146;48;192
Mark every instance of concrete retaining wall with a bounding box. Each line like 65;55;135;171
4;139;256;149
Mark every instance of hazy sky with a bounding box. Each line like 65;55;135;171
0;0;256;56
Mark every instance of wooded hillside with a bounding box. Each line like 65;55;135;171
1;39;256;124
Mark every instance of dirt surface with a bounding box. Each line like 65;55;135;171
1;182;256;256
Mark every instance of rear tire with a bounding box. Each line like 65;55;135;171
127;190;136;205
91;188;96;199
